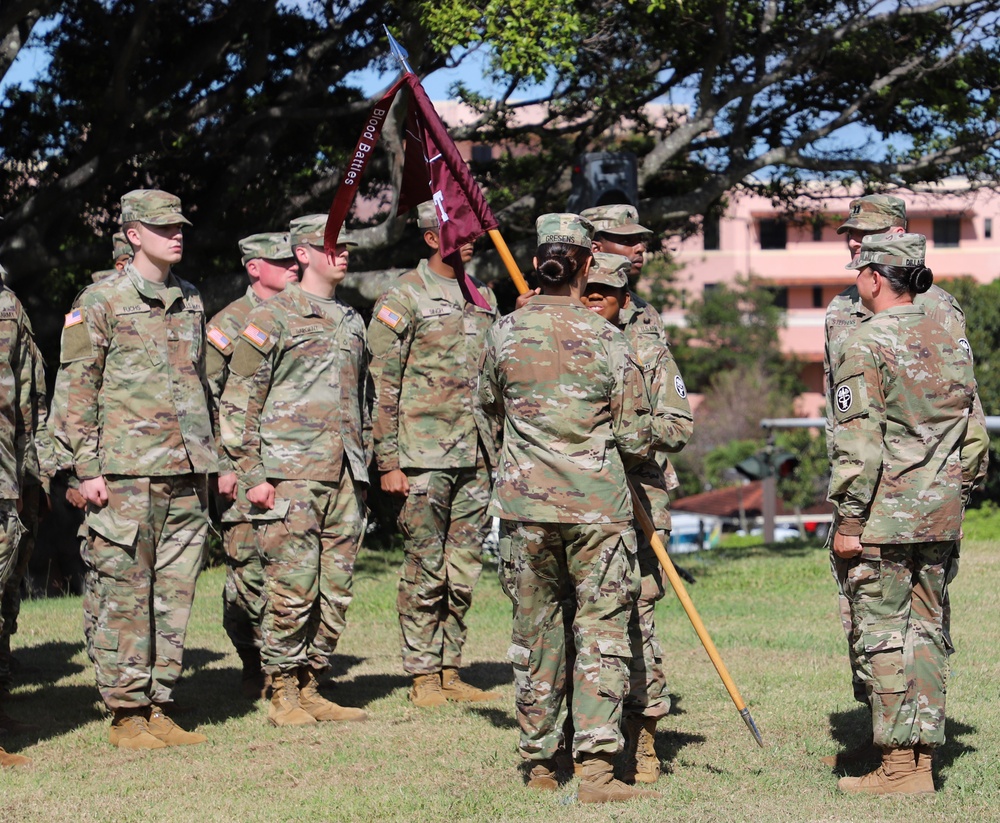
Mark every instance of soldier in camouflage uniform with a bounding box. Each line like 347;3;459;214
828;233;988;795
479;214;659;804
220;214;368;727
582;253;694;784
368;201;500;708
822;195;987;768
56;190;214;749
207;232;298;699
0;270;35;767
112;231;133;272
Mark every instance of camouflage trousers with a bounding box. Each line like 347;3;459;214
624;528;671;719
844;540;957;748
0;484;40;677
831;542;958;705
0;501;26;638
88;474;209;710
502;519;639;761
256;474;365;675
221;520;265;655
397;465;491;675
80;523;97;664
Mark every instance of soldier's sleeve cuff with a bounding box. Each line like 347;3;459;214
376;457;400;472
837;517;866;536
75;460;102;479
242;465;267;489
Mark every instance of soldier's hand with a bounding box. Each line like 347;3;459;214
515;288;540;310
832;530;862;559
247;481;276;510
217;472;238;501
65;487;87;509
80;476;109;508
380;469;409;497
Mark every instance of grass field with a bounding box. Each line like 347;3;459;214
1;536;998;822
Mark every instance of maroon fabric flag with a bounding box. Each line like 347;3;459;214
326;72;497;308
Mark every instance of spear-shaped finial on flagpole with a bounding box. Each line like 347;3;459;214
384;26;415;76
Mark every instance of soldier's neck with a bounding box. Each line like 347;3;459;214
131;254;171;284
427;253;457;280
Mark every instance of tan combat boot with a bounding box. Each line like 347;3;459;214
268;671;317;727
819;739;879;769
297;668;367;722
409;672;446;708
578;753;662;803
147;705;207;746
837;746;935;795
623;715;661;784
525;758;559;791
109;708;167;750
441;667;500;702
0;746;31;768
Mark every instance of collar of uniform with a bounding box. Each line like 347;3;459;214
526;294;589;307
882;303;924;318
417;258;466;305
123;262;183;307
286;281;345;320
245;284;264;307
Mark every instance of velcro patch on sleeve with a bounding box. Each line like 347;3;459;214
229;339;267;378
60;313;93;362
833;373;869;424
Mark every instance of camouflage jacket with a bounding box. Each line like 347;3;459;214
206;287;263;474
22;335;48;487
478;295;651;524
56;264;216;478
829;304;987;543
367;261;499;472
0;286;35;500
622;320;693;532
220;283;370;487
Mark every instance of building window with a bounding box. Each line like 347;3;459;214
764;286;788;309
986;218;993;239
759;218;787;250
470;144;493;164
703;214;720;250
812;220;823;242
813;286;824;308
932;216;961;248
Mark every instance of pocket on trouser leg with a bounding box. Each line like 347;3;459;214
596;635;630;701
862;623;906;694
93;628;120;689
508;643;536;707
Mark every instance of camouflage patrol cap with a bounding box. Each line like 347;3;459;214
845;232;926;270
119;189;192;227
289;214;359;248
580;204;651;236
836;195;906;234
112;231;132;261
416;201;439;230
239;232;294;266
536;213;595;249
587;252;631;289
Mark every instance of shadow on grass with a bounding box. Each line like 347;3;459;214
164;646;257;728
464;660;511;690
469;705;518;730
656;727;707;767
332;671;412;708
4;639;87;689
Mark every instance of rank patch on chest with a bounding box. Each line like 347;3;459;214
836;384;853;412
207;326;231;349
64;308;83;327
241;323;270;347
376;305;402;329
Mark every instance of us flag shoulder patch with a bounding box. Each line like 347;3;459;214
207;326;231;349
64;308;83;328
241;323;269;347
376;305;402;329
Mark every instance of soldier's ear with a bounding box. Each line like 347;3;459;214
423;229;440;251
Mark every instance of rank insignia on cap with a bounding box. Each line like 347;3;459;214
207;326;231;349
241;323;269;347
376;305;402;329
64;308;83;328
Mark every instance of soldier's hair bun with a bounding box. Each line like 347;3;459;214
535;243;592;289
909;265;933;294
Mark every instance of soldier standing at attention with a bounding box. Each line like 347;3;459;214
220;214;368;727
480;214;658;804
0;264;35;767
367;201;500;708
822;195;987;769
829;232;987;794
581;253;693;785
206;232;298;699
57;190;215;749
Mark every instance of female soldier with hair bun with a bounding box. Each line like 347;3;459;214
828;232;988;796
478;214;657;804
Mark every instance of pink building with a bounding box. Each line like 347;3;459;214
664;182;1000;415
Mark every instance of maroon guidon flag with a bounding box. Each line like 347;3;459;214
325;72;497;308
